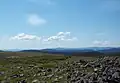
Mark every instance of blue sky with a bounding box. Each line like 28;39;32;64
0;0;120;49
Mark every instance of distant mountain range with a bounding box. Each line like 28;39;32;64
0;50;4;52
1;47;120;55
18;47;120;55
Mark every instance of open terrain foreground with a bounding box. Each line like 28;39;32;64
0;52;120;83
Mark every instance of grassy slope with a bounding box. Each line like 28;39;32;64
0;52;70;82
0;51;119;82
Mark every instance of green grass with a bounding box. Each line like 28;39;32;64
0;52;71;82
0;51;119;82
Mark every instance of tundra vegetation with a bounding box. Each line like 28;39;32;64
0;52;120;83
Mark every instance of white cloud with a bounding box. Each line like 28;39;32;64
44;32;78;42
8;32;78;49
10;33;41;40
93;40;110;46
10;32;78;42
10;32;77;42
57;32;70;36
27;14;46;26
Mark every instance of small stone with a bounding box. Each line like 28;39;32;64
32;79;39;83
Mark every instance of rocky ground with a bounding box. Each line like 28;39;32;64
0;54;120;83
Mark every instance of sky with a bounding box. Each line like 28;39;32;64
0;0;120;49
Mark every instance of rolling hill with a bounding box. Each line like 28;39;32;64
20;47;120;55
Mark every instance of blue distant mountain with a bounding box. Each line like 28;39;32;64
98;48;120;53
3;47;120;55
39;47;120;55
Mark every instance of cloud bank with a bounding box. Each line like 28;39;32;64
93;40;110;46
10;33;41;40
10;32;78;42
